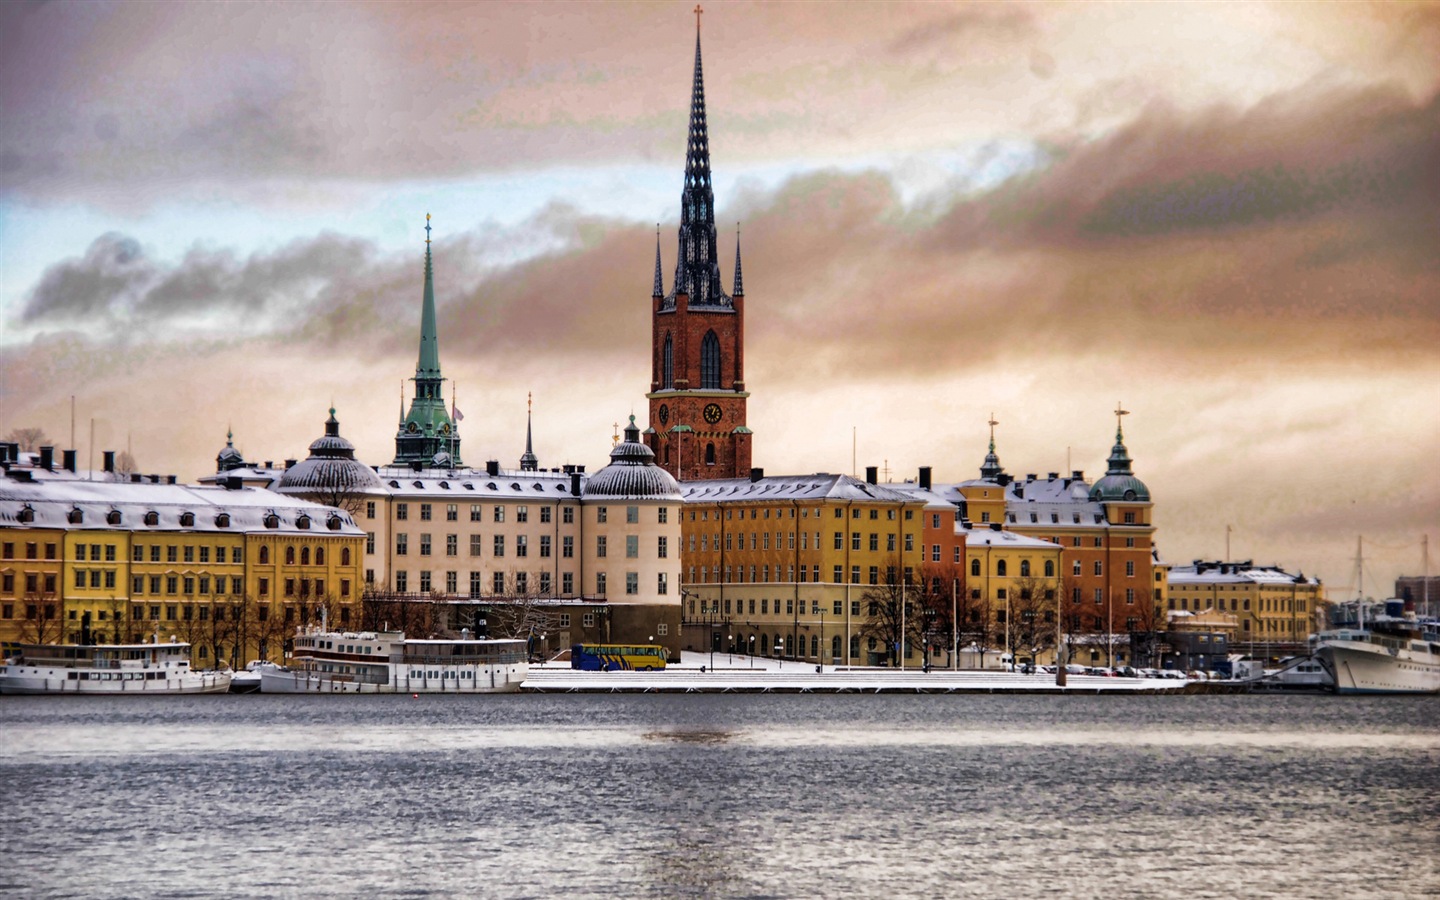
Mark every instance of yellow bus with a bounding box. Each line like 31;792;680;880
570;643;668;671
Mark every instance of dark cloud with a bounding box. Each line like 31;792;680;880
21;233;152;322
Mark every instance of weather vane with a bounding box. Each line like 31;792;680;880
425;213;432;246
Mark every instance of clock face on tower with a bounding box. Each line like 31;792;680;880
703;403;723;425
659;404;669;425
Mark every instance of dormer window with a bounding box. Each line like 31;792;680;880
179;512;195;527
17;505;34;523
296;514;311;530
463;483;474;490
412;481;423;489
511;483;521;491
107;509;122;526
144;511;159;526
67;507;84;524
215;513;231;528
264;513;280;529
327;514;342;531
439;481;449;489
388;480;400;488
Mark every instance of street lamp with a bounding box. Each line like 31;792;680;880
818;608;825;673
747;634;755;668
776;637;784;669
727;633;733;665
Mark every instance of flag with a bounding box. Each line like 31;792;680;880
452;406;464;422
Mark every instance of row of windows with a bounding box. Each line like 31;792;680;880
395;534;577;559
132;575;247;596
386;502;670;526
1;542;58;561
689;506;916;523
1;572;58;595
131;544;243;564
692;597;859;618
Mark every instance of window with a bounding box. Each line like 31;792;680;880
852;533;861;551
516;535;528;558
516;506;528;523
493;572;505;594
366;501;376;519
658;507;668;524
596;572;607;595
396;503;408;521
623;535;639;559
1020;560;1031;577
1126;560;1135;577
563;536;574;558
396;534;408;556
624;572;638;595
540;535;552;558
493;535;505;557
445;504;457;522
419;571;432;592
996;560;1007;577
700;330;721;389
396;571;408;592
563;507;574;524
663;333;674;388
470;504;482;522
420;503;432;521
444;534;457;557
657;536;668;559
494;506;505;523
596;536;607;558
626;506;639;524
562;572;573;595
1094;561;1103;576
596;507;607;524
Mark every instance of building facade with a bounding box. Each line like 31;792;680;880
1167;560;1323;648
1;452;365;668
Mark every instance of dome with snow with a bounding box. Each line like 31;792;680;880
216;430;246;472
277;409;384;493
584;416;682;500
1088;426;1150;503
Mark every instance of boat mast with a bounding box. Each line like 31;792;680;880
1356;536;1365;629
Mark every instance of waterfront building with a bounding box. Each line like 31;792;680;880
678;471;928;666
644;13;752;481
0;445;365;668
1166;560;1322;649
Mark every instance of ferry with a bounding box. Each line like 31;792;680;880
260;626;527;694
1312;601;1440;695
0;638;232;695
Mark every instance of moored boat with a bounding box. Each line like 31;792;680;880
260;626;527;694
1313;600;1440;695
0;638;231;695
229;659;286;693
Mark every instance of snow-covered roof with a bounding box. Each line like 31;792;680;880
682;473;924;505
0;479;363;536
1168;562;1317;586
959;526;1060;549
373;465;584;501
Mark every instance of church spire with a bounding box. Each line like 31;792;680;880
652;226;664;298
417;214;441;380
394;215;460;467
520;392;538;472
979;412;1005;482
666;4;729;310
1106;402;1134;476
733;223;744;296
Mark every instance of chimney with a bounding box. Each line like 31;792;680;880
39;446;54;470
284;459;297;470
750;467;764;483
264;461;273;469
1072;470;1084;480
226;476;243;491
1047;472;1059;480
918;466;932;490
570;472;582;496
166;475;177;485
130;474;143;483
865;466;877;485
103;451;115;473
486;460;500;477
990;522;1002;531
410;461;423;472
148;474;160;484
62;449;77;472
1026;473;1037;482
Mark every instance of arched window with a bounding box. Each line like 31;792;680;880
1044;560;1055;577
663;333;674;389
810;634;818;657
760;633;769;656
341;548;350;566
300;547;310;566
1020;560;1031;577
849;634;860;660
315;547;325;566
285;546;295;565
700;330;721;389
831;634;841;661
705;443;716;466
259;546;269;564
971;559;981;578
997;560;1008;577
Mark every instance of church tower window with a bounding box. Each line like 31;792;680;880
663;333;674;389
700;331;720;389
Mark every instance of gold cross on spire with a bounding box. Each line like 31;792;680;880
1115;401;1129;420
613;421;621;445
694;4;703;33
425;213;431;245
988;412;999;441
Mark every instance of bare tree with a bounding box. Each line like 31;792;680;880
858;558;928;667
5;427;51;452
915;562;965;668
303;464;371;518
1009;574;1062;666
18;595;65;644
112;450;139;481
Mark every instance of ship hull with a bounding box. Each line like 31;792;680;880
1317;640;1440;695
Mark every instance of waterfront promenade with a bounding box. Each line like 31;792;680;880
522;653;1192;693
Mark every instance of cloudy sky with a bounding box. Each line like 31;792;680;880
2;0;1437;597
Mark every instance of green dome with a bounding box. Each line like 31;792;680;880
1088;423;1150;502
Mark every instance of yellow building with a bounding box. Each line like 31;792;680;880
1;465;364;668
1166;560;1323;646
961;524;1065;667
679;473;928;666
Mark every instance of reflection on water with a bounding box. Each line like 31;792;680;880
2;694;1437;899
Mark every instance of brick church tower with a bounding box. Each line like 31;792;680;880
645;10;752;481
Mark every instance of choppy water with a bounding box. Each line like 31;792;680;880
2;694;1438;899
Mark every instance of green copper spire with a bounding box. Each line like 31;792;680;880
394;214;460;467
417;214;441;380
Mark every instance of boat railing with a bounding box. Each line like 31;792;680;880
401;651;526;666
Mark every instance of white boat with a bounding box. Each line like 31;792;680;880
229;659;286;693
1313;617;1440;695
0;638;232;695
260;627;527;694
